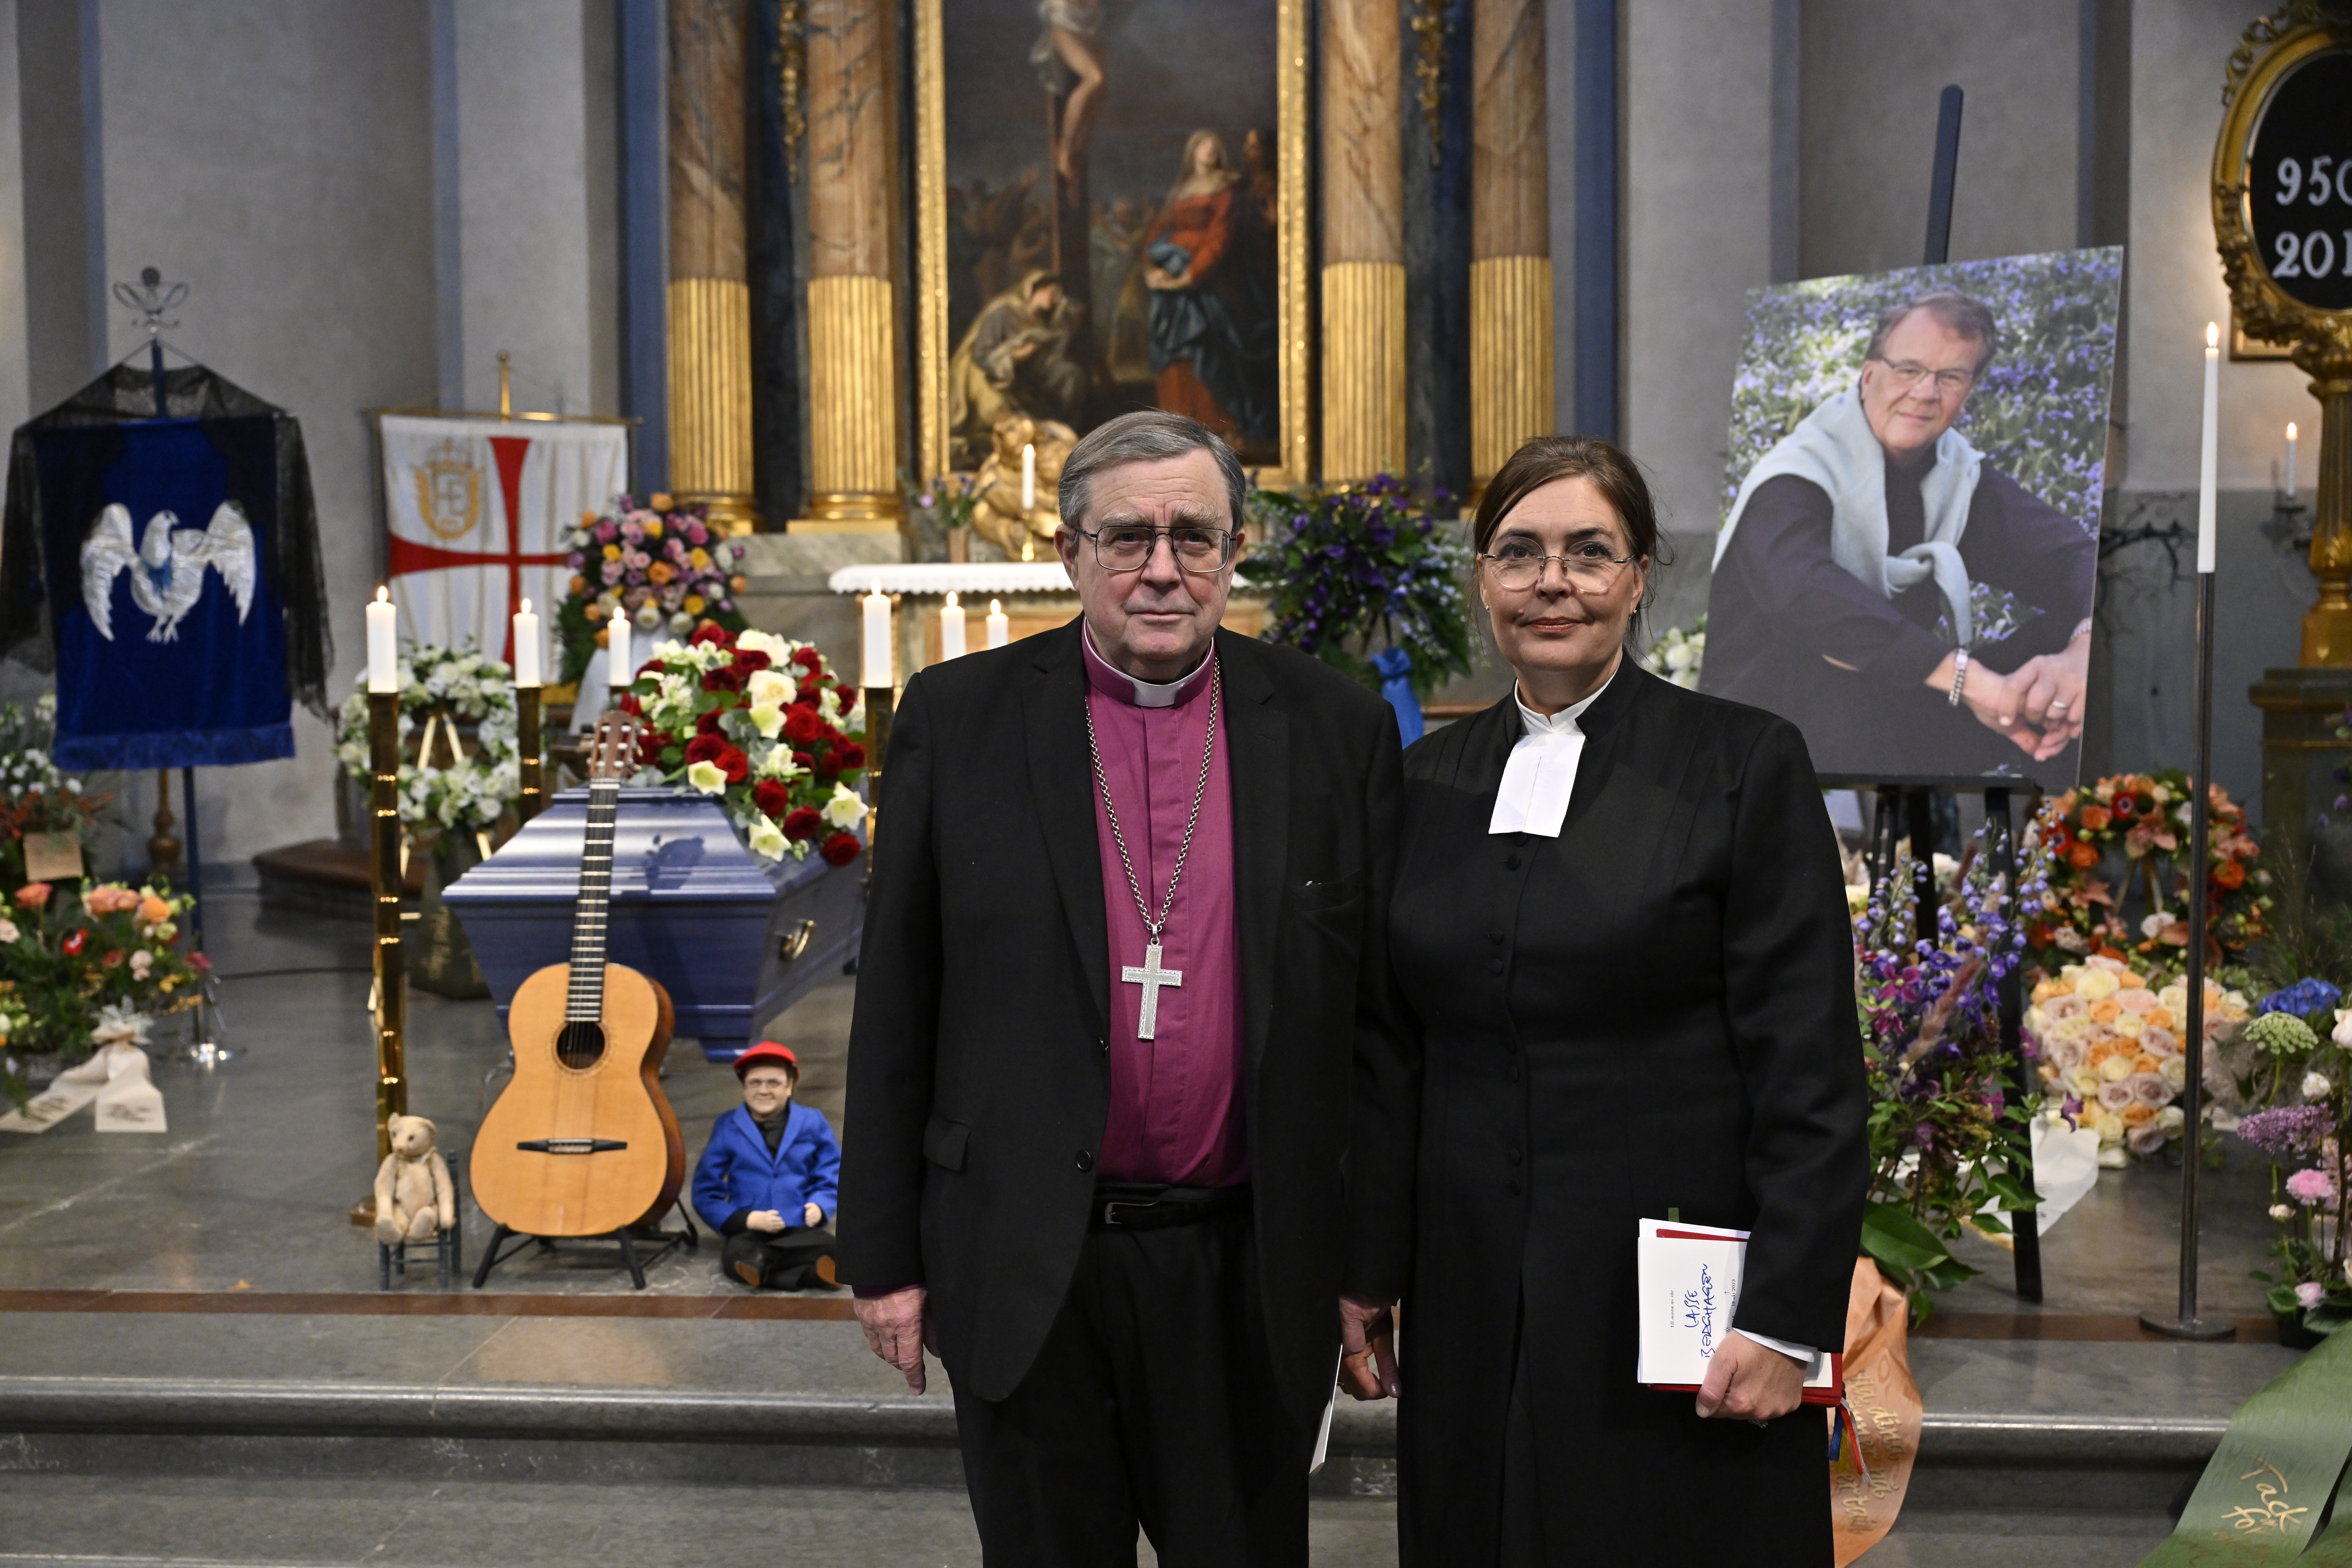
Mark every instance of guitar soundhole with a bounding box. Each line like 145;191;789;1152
555;1020;607;1070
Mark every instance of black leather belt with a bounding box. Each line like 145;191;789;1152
1091;1182;1252;1231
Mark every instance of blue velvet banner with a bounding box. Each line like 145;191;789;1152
32;416;294;771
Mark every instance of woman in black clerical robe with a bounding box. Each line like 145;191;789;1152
1387;436;1867;1566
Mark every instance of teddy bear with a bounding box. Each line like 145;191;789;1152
373;1113;456;1245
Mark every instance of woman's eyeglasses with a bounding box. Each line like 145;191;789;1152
1076;523;1237;575
1480;539;1636;593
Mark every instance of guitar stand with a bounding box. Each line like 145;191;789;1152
469;1205;700;1291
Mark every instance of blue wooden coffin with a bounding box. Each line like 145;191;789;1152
442;787;864;1061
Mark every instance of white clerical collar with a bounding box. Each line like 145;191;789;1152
1513;667;1612;738
1491;666;1615;838
1082;624;1212;709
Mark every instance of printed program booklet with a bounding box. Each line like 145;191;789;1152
1635;1217;1841;1403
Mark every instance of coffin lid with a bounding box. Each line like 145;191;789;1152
443;787;836;906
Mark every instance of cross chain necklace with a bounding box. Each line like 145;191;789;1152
1083;656;1221;1040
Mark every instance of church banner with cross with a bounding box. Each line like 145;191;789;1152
378;416;627;668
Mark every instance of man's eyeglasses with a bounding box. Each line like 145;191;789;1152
1076;523;1238;575
1479;539;1637;593
1870;356;1976;397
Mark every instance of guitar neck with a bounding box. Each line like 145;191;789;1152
565;779;620;1021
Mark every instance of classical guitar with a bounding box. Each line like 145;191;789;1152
471;714;686;1238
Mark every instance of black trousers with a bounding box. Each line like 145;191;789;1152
948;1211;1310;1568
720;1224;836;1289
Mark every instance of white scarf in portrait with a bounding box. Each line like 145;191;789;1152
1711;386;1983;646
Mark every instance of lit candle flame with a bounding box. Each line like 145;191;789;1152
375;585;389;603
519;597;532;615
2205;321;2220;350
990;599;1003;615
946;590;959;608
2289;422;2299;441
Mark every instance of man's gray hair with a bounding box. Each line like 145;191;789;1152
1058;410;1249;534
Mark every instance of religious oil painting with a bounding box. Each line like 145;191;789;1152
917;0;1308;489
1698;248;2123;793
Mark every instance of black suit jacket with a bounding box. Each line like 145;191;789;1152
836;620;1412;1430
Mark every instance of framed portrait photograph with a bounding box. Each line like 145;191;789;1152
1698;248;2123;792
913;0;1310;492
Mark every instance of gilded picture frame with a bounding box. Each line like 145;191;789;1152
912;0;1312;492
2211;8;2352;367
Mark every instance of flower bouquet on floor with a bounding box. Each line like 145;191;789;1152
2024;774;2270;971
0;696;106;887
618;625;868;868
1853;831;2050;1321
0;879;205;1104
2024;955;2247;1164
556;494;752;686
2240;1067;2349;1342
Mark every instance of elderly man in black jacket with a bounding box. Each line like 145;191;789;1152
837;409;1410;1566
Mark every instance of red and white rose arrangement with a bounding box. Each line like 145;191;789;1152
617;626;868;868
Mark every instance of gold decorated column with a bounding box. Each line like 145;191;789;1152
1470;0;1554;492
1321;0;1405;482
668;0;759;534
797;0;902;531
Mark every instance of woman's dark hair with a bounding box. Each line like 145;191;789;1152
1471;435;1666;644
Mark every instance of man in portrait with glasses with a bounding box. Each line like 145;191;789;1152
837;408;1411;1565
1703;290;2098;784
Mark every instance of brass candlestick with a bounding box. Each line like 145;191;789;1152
351;688;409;1225
517;684;545;824
862;685;894;846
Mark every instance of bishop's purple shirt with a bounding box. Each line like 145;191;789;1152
1083;630;1250;1189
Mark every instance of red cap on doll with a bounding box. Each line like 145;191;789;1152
733;1042;799;1080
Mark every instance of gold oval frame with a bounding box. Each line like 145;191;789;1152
2211;6;2352;367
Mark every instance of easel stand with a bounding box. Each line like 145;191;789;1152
470;1208;699;1291
2142;568;2234;1340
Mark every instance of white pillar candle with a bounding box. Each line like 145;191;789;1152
512;597;542;687
2286;422;2299;499
940;591;967;660
1022;443;1037;513
607;604;632;697
2198;322;2219;575
861;580;893;689
986;598;1010;650
367;587;398;693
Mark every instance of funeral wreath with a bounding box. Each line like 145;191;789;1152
333;643;521;838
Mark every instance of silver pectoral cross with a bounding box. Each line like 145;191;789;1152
1120;941;1184;1040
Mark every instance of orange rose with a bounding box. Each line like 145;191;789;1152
2213;860;2246;889
2068;842;2100;869
646;561;675;585
2132;1053;2161;1074
2089;1040;2125;1065
137;894;171;926
2120;1103;2157;1127
2090;1000;2121;1023
570;574;589;596
2148;1007;2175;1031
2078;805;2111;831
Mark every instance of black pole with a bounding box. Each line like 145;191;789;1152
150;337;167;419
1906;786;1936;936
1988;786;2043;1301
180;765;204;958
1868;785;1901;890
2141;570;2233;1339
1924;85;1963;266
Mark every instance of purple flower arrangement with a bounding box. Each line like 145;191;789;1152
1249;475;1475;699
1852;826;2055;1315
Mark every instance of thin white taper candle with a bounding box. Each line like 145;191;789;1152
2197;322;2219;575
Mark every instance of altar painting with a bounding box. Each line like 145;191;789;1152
919;0;1305;482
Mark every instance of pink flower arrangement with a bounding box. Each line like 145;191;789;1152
2286;1166;2339;1210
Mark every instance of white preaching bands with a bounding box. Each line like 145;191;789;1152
1486;667;1816;1372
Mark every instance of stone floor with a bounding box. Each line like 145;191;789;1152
0;888;854;1296
0;887;2325;1566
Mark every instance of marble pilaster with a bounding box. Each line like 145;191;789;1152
667;0;758;533
1470;0;1554;488
1321;0;1406;482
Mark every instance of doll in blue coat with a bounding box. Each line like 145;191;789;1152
692;1042;843;1290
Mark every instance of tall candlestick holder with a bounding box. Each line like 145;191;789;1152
861;685;895;846
350;688;410;1225
516;684;545;824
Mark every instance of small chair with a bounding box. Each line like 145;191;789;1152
378;1170;466;1289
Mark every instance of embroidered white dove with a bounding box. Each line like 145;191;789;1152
80;501;258;642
